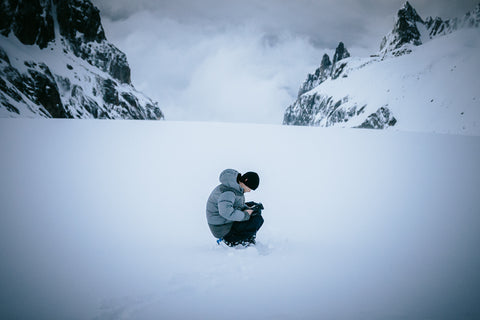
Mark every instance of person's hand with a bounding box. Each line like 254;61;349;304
245;209;254;215
245;201;257;207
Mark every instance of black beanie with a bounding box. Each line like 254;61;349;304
239;171;260;190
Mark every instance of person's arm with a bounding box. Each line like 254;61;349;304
218;191;251;221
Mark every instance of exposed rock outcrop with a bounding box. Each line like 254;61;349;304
0;0;163;119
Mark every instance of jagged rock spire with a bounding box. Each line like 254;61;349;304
297;42;351;97
332;42;350;66
400;1;423;23
320;54;332;69
380;1;424;55
425;2;480;38
297;54;331;97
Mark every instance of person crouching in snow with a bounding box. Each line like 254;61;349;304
206;169;264;247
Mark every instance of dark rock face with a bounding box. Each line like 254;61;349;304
283;94;366;127
0;0;55;49
297;40;352;98
297;41;351;97
0;0;163;119
356;107;397;129
26;63;71;118
54;0;105;43
332;42;350;68
0;0;130;84
0;55;71;118
283;93;322;125
52;0;131;84
102;79;118;105
0;49;22;114
380;1;424;55
284;89;396;130
393;1;424;47
81;41;131;84
425;17;447;37
380;2;479;56
425;3;480;38
297;54;331;97
320;53;332;69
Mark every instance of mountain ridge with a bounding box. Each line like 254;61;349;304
283;2;480;135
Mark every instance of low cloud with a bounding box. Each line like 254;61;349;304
96;0;479;123
94;0;479;48
102;12;330;123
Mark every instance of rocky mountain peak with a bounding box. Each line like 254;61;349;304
296;42;352;97
332;42;350;66
425;2;480;38
320;54;332;69
380;1;424;55
297;54;331;97
399;1;423;23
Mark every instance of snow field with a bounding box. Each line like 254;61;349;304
1;119;480;319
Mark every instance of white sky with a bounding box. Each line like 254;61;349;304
91;0;479;123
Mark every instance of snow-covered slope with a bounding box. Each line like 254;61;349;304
284;2;480;135
0;0;163;119
1;119;479;319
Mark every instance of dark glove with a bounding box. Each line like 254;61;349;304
245;201;257;208
250;202;264;216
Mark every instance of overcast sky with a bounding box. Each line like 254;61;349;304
91;0;479;123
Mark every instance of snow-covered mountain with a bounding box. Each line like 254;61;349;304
0;0;163;119
284;2;480;135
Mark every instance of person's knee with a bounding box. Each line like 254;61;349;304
252;214;264;229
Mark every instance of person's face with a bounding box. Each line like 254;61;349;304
239;182;252;193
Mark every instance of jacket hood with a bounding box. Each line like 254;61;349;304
219;169;242;193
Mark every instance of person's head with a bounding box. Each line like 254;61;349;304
238;171;260;193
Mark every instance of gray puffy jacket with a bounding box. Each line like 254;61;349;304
206;169;250;238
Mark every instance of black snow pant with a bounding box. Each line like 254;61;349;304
223;214;264;243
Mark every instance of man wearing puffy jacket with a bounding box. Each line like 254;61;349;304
206;169;264;247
